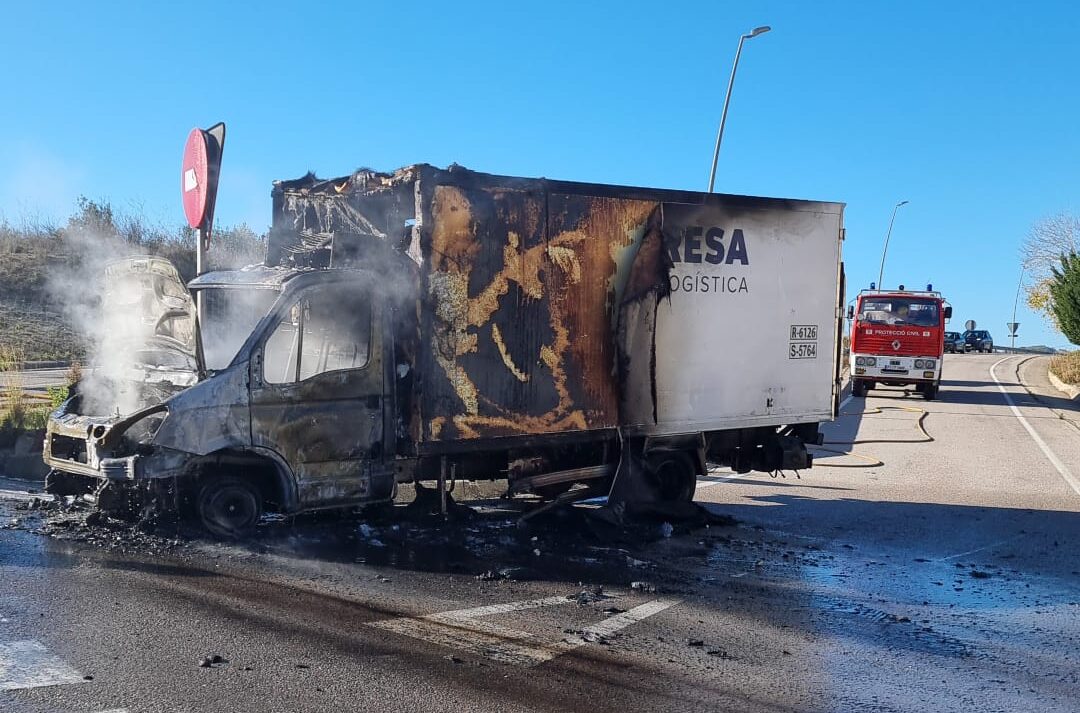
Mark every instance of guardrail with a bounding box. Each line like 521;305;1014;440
991;347;1058;355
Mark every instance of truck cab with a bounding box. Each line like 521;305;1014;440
847;287;951;400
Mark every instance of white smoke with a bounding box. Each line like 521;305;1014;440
47;222;191;417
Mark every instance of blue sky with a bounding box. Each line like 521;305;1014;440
2;1;1078;347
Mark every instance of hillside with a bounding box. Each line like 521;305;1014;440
0;198;265;363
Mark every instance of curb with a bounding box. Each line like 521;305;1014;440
1046;367;1080;400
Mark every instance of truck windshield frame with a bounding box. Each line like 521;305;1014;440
858;297;941;327
198;287;281;372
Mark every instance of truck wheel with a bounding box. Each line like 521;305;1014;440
852;379;867;397
922;383;938;401
645;451;697;503
197;477;263;538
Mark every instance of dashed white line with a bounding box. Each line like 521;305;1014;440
990;356;1080;497
370;595;679;666
428;596;571;622
696;470;743;489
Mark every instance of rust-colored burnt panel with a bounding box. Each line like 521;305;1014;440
545;195;658;428
422;182;668;440
427;184;593;440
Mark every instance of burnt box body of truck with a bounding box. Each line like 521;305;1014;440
44;164;845;534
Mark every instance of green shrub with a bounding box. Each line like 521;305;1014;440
47;384;69;408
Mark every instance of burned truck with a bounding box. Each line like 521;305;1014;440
44;164;845;536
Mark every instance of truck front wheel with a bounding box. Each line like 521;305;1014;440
197;476;263;538
921;383;939;401
852;379;868;397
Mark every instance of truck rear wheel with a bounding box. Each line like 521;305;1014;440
197;476;263;539
645;451;697;503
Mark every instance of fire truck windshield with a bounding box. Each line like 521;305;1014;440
858;297;940;327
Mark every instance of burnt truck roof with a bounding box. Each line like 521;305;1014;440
187;264;305;290
267;163;845;270
187;264;379;292
271;163;844;211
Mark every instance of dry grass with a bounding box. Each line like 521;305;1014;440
0;344;50;434
1049;351;1080;385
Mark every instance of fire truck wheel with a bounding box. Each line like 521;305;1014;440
922;383;938;401
852;379;868;398
197;476;263;539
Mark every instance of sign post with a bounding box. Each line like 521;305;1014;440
181;122;226;324
1008;322;1019;349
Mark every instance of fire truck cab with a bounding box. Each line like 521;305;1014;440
847;285;952;400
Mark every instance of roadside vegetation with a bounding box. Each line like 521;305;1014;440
1049;351;1080;386
0;346;48;443
0;198;265;362
1021;212;1080;337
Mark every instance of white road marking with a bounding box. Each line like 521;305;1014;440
0;640;85;691
0;488;46;502
696;470;743;489
429;596;571;621
370;595;679;666
937;534;1024;562
990;356;1080;497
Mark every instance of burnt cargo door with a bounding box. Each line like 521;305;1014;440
249;278;387;508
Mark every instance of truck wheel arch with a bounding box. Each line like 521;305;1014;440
184;447;300;514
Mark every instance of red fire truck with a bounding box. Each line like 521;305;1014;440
847;285;952;400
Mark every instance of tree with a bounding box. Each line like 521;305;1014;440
1048;252;1080;345
1021;212;1080;328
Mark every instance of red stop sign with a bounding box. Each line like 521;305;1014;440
182;128;210;229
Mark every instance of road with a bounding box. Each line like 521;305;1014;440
1;354;1078;712
0;368;70;398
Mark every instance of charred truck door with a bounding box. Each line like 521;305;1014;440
248;276;389;509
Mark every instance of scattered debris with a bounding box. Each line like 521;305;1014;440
569;586;607;605
630;581;656;593
687;639;704;647
200;654;227;668
970;570;991;579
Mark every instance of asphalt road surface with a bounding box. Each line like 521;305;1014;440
3;368;70;393
1;354;1077;712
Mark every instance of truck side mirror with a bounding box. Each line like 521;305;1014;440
943;305;952;319
846;305;854;320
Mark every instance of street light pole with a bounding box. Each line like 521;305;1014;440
1011;267;1025;349
876;200;909;290
707;25;771;193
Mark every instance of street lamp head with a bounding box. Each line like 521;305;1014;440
748;26;771;38
897;200;909;207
